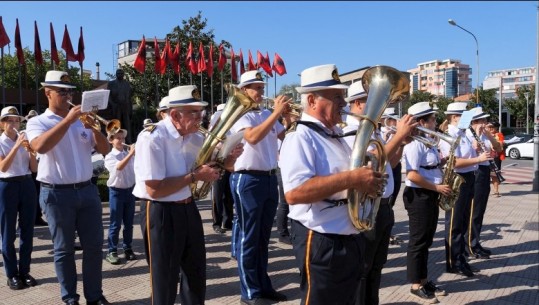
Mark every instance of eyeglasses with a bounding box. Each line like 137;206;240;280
4;118;20;123
52;88;74;96
178;109;206;118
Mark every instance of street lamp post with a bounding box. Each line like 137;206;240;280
448;19;480;107
524;92;530;134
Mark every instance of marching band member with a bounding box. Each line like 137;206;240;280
466;107;501;259
229;70;289;304
280;64;385;305
0;106;38;290
342;82;415;305
402;102;451;303
26;70;111;305
133;85;241;305
438;102;491;278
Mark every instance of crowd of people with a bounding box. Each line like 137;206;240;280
0;66;506;305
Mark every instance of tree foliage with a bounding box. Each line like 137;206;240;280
504;84;535;127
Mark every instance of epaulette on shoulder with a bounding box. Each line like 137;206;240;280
144;124;157;133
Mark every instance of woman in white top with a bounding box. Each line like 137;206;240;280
0;106;38;290
402;102;451;303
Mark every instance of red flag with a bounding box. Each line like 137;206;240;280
257;50;272;77
238;49;245;75
217;44;226;72
50;23;59;66
61;24;77;62
230;47;237;82
34;21;43;65
197;42;206;74
153;37;162;74
248;50;256;71
133;36;146;73
171;42;180;74
185;41;197;74
77;26;84;64
264;51;273;77
159;38;170;74
0;17;10;49
272;53;287;76
207;43;214;78
14;19;24;65
165;39;174;65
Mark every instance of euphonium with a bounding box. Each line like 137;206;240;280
68;101;121;134
437;134;464;211
191;85;258;199
347;66;410;231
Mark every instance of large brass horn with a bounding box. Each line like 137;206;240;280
68;101;121;134
347;66;410;231
191;85;258;199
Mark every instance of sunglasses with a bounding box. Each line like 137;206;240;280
52;88;75;96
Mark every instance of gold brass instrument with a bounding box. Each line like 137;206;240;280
347;66;410;231
262;95;303;117
191;85;259;200
382;114;459;148
13;128;37;157
68;101;121;134
437;134;464;211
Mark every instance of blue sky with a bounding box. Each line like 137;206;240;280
1;1;536;96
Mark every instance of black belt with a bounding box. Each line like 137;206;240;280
236;169;277;176
0;174;31;182
420;164;440;170
41;180;92;190
153;197;193;205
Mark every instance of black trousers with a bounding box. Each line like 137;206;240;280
144;201;206;305
356;199;395;305
211;171;233;230
468;165;491;253
290;220;362;305
275;169;290;236
403;187;439;283
445;171;475;270
388;163;402;207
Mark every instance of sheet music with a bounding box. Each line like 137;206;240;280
81;89;110;113
457;110;474;129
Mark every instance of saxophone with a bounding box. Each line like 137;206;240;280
437;134;464;211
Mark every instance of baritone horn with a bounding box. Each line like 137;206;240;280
68;101;121;134
263;96;303;117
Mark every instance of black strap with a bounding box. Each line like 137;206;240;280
320;198;348;211
295;121;346;139
420;164;440;170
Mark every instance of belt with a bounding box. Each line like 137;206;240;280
154;197;193;205
41;180;92;190
420;164;440;170
0;174;31;182
236;169;277;176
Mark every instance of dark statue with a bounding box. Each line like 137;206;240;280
107;69;133;142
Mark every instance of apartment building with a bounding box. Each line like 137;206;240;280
407;59;472;98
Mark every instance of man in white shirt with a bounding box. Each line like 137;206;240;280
26;70;111;305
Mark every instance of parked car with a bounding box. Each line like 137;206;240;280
506;139;534;159
504;133;533;150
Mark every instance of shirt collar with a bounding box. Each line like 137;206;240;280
163;116;181;139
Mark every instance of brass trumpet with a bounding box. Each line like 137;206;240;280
382;114;458;148
13;128;37;157
67;101;121;134
262;96;303;117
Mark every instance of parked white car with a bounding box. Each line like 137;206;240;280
506;139;534;159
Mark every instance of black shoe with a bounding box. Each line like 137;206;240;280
87;296;111;305
124;249;137;261
240;298;267;305
464;261;480;272
410;286;438;304
262;290;287;301
424;280;447;296
472;249;490;259
7;276;24;290
65;301;80;305
447;264;474;277
35;218;48;226
478;245;492;255
213;226;226;234
20;274;37;287
278;235;292;245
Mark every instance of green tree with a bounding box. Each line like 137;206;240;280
473;87;500;121
504;84;535;130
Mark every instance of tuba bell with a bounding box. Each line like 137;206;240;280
191;85;258;199
347;66;410;231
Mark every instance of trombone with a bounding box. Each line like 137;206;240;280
262;96;303;117
67;101;121;134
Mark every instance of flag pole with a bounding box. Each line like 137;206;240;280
35;59;40;113
200;73;203;102
154;74;158;118
80;62;83;91
1;47;5;109
18;63;23;113
274;75;277;97
220;71;223;107
210;74;213;114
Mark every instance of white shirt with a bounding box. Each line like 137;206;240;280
209;110;223;130
230;109;284;171
439;124;478;173
342;117;394;198
465;129;492;167
403;139;443;187
132;116;203;201
0;133;31;178
26;109;95;184
105;147;135;188
279;113;359;235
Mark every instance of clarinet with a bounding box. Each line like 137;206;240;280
469;127;506;183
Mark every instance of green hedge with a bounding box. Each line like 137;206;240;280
97;172;109;202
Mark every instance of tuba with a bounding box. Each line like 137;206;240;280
437;134;464;211
347;66;409;231
191;85;258;199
